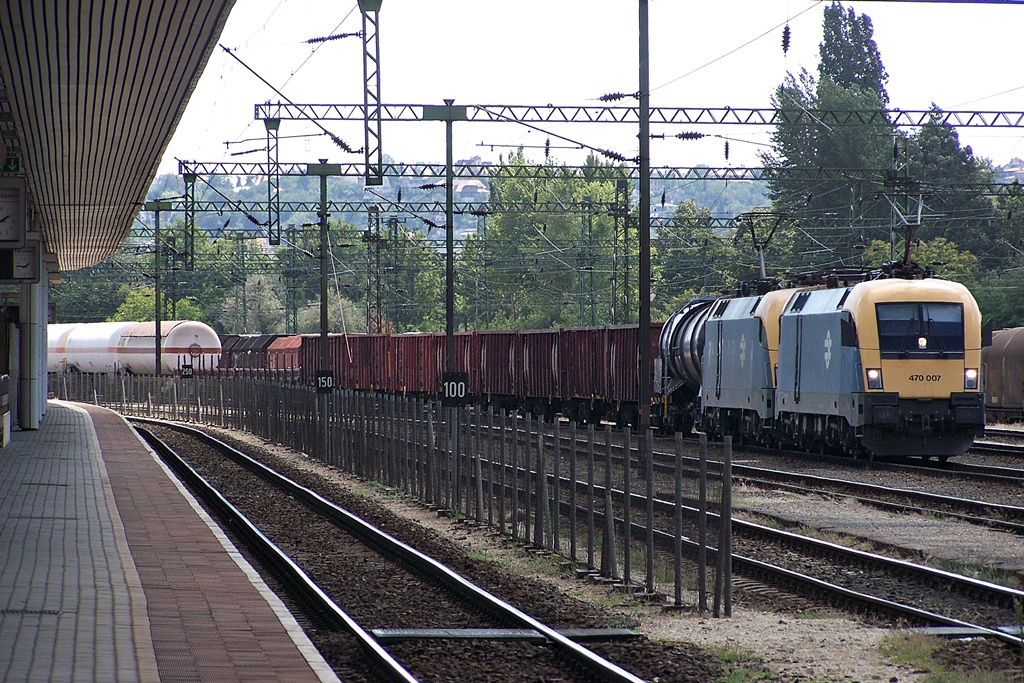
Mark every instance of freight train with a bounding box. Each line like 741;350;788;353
982;326;1024;424
47;275;988;459
47;321;222;375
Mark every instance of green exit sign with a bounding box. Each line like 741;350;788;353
2;157;20;173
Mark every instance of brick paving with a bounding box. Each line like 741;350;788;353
0;401;338;682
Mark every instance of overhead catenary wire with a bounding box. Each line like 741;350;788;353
219;44;360;154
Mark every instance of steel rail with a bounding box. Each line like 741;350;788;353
137;416;1024;648
133;418;648;683
534;429;1024;528
133;424;419;683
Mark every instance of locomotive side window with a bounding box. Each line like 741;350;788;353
876;302;964;358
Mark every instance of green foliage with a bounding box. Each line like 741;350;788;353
860;237;978;282
52;265;136;322
109;287;156;322
656;175;767;217
652;200;739;317
762;3;998;281
818;1;889;105
468;150;630;329
107;286;204;323
971;267;1024;329
386;223;445;332
216;274;285;334
295;287;364;334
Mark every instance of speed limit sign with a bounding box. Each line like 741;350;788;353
316;370;334;394
440;371;468;407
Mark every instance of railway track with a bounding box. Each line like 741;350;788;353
981;427;1024;443
132;418;666;683
532;429;1024;534
138;417;1024;653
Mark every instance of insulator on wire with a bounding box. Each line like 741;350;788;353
330;133;356;154
599;148;627;162
397;188;402;203
306;31;361;44
533;189;539;203
599;92;634;102
675;132;704;140
782;25;791;55
545;138;550;160
724;140;730;160
661;190;666;206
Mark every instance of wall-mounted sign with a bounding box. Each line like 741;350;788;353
0;239;40;284
0;176;26;248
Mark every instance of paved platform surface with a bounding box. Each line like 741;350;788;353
0;400;339;682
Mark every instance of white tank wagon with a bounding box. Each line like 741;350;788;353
48;321;222;375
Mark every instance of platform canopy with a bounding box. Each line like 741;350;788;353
0;1;236;272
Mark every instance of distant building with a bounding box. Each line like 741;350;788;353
454;179;488;196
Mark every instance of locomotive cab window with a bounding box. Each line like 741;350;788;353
875;302;964;359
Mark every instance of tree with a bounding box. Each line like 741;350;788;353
476;150;625;329
861;236;978;283
215;274;285;334
818;2;889;105
762;3;895;273
295;288;364;334
972;267;1024;329
904;106;1000;266
108;286;205;322
652;200;739;317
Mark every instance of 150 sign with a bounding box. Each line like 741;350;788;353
316;370;334;394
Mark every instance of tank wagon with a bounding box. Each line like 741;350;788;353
48;321;221;375
659;278;986;459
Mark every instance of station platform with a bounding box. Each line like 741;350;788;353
0;400;340;682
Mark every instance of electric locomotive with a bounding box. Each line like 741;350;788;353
660;277;987;459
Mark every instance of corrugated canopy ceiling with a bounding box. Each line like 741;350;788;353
0;0;235;271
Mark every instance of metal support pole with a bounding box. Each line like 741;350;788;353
698;432;708;612
645;428;655;595
155;209;161;375
144;200;173;376
265;118;281;244
306;159;342;455
359;0;384;186
445;108;455;371
422;100;467;372
637;0;652;433
319;166;329;372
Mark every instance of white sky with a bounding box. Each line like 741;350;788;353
158;0;1024;178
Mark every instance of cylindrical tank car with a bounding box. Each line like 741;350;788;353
48;321;222;375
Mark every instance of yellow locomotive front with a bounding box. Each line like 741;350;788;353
845;279;985;458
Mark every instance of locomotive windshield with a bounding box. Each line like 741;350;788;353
875;302;964;358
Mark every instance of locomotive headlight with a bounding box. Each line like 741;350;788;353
866;368;883;389
964;368;979;390
917;336;928;350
